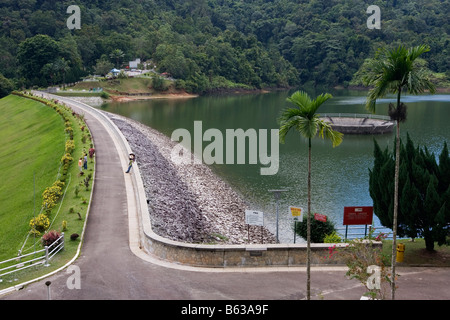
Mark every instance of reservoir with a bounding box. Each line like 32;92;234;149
100;89;450;243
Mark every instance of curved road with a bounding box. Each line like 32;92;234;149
2;94;450;303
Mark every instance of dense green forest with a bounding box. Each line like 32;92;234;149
0;0;449;94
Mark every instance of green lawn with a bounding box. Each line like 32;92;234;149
0;93;95;289
0;95;65;259
382;238;450;267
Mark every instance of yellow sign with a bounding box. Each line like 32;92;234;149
289;206;303;221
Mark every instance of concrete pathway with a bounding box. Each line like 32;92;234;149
1;94;449;303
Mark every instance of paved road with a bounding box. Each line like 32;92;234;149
2;95;450;305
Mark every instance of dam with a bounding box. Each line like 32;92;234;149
320;113;395;134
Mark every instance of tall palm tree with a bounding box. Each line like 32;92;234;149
279;90;343;300
54;58;70;90
109;49;125;69
363;44;436;300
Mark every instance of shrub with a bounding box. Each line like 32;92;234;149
295;214;336;243
325;228;394;300
324;231;342;243
61;153;73;170
100;91;109;99
70;233;79;241
341;238;392;300
65;139;75;154
42;180;64;213
41;230;62;247
65;126;73;139
29;213;50;235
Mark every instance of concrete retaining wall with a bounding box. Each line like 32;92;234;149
142;236;354;267
141;224;382;268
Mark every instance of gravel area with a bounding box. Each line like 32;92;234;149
107;112;276;244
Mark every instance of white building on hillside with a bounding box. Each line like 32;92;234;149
129;58;141;69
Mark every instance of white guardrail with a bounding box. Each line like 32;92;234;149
0;233;65;281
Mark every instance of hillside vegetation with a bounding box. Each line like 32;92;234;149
0;0;449;94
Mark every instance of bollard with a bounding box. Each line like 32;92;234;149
396;243;405;263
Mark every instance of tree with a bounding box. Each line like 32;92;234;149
279;90;343;300
94;59;114;76
0;74;15;98
369;136;450;251
295;214;336;243
17;34;60;86
363;44;436;300
41;62;59;86
54;58;70;89
109;49;125;68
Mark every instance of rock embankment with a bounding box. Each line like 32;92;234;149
108;113;276;245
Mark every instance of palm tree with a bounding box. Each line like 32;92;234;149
54;58;70;90
363;44;436;300
279;90;343;300
109;49;125;69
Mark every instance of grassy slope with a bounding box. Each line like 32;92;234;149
0;95;65;259
0;94;95;288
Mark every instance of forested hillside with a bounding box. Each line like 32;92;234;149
0;0;449;94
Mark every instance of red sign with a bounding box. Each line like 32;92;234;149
343;206;373;225
314;213;327;222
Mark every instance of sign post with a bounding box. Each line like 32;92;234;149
314;213;327;222
245;210;264;243
343;206;374;241
289;206;303;243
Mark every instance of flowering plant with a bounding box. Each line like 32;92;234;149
29;214;50;235
61;153;73;170
41;230;62;247
42;180;64;213
323;229;395;299
65;139;75;154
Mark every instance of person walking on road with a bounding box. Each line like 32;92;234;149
125;153;135;173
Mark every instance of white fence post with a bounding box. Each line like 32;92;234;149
44;246;50;267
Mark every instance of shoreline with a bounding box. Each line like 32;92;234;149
61;85;450;105
345;85;450;93
106;112;276;245
108;92;199;103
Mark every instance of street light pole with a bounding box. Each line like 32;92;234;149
45;281;51;300
268;189;288;243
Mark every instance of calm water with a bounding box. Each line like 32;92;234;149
100;89;450;243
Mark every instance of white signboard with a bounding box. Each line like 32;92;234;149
245;210;264;226
289;206;303;221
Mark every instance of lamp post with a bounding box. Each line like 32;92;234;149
268;189;288;243
45;281;52;300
